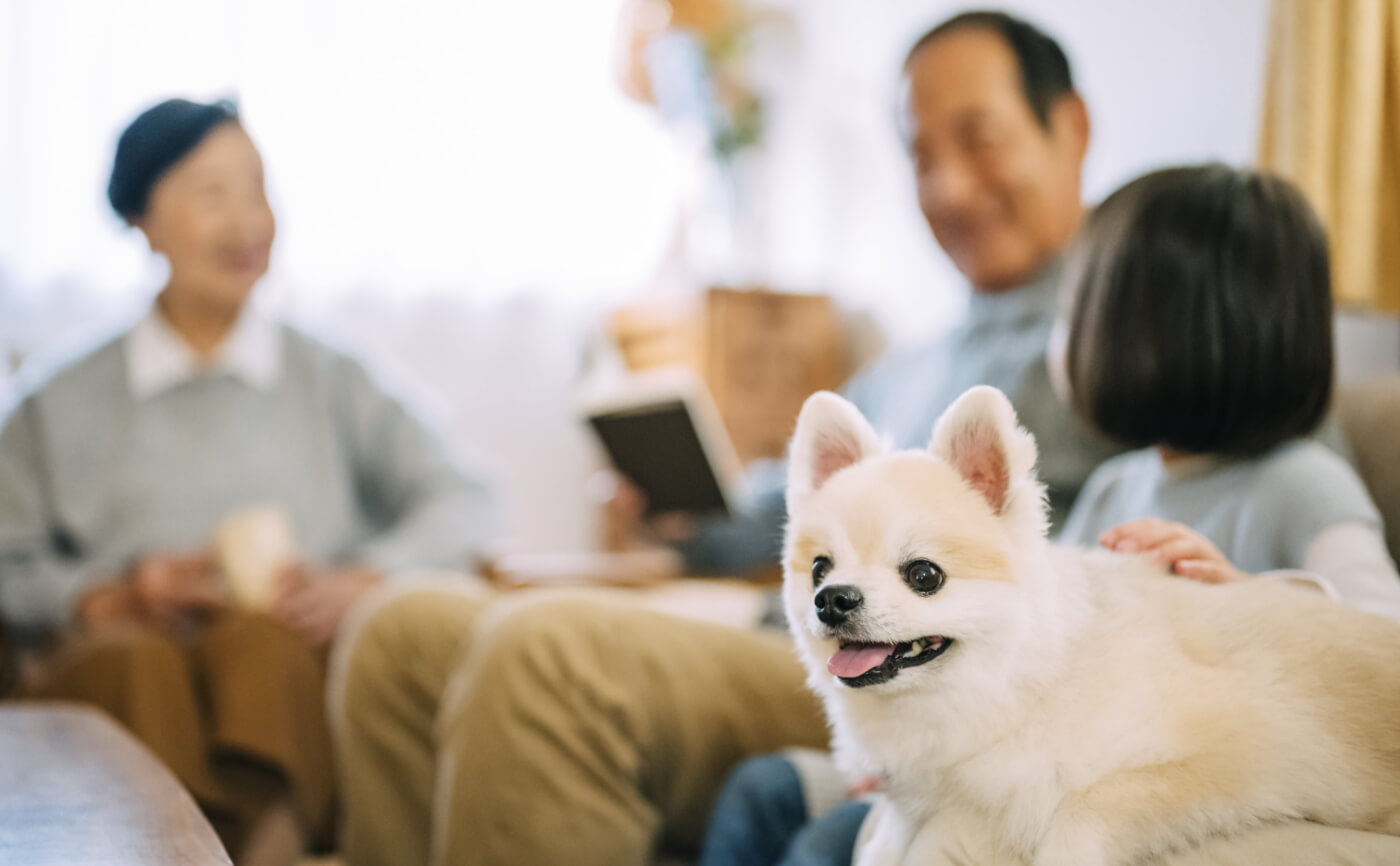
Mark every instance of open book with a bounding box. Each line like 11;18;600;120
578;367;744;517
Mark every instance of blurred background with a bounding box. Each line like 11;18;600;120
3;0;1397;553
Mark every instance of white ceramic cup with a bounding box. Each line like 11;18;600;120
214;504;297;610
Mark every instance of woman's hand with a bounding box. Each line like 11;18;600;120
78;551;226;631
75;581;139;630
132;551;226;625
271;564;382;646
1100;519;1251;585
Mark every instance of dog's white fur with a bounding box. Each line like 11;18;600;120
782;387;1400;866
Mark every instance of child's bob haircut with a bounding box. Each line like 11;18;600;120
1064;163;1333;456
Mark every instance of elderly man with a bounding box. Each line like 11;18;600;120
333;9;1123;866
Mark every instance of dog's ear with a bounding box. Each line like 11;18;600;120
929;386;1039;517
788;391;882;503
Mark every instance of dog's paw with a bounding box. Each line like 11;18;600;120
852;799;913;866
854;835;907;866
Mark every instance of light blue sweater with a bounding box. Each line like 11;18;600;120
1059;440;1383;575
677;264;1123;573
0;324;498;633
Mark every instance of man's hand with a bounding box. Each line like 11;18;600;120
271;564;382;646
602;473;698;549
1100;519;1250;584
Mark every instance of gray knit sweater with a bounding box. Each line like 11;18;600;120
0;324;498;632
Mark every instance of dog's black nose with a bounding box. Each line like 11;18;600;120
814;585;863;626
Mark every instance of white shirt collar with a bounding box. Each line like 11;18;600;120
126;304;282;399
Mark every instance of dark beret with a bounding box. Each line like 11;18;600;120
107;98;240;220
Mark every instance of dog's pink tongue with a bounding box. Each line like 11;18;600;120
828;644;895;678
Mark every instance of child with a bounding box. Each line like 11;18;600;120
1054;164;1400;619
701;164;1400;866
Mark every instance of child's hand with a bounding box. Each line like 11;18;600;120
1100;519;1250;585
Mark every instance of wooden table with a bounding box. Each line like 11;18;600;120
0;703;230;865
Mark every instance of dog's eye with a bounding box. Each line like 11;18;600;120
902;559;946;595
812;556;834;588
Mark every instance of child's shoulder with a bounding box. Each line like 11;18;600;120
1248;438;1360;492
1243;439;1377;527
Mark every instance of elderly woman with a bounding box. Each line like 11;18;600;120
0;99;498;864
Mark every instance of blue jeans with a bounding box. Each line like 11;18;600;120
698;753;871;866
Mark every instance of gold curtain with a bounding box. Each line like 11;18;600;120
1259;0;1400;313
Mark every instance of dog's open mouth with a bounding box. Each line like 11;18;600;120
827;636;953;687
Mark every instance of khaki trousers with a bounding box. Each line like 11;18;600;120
331;582;827;866
20;611;335;857
331;583;1400;866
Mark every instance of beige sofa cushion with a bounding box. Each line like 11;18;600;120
1336;376;1400;564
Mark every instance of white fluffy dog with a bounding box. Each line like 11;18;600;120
781;386;1400;866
